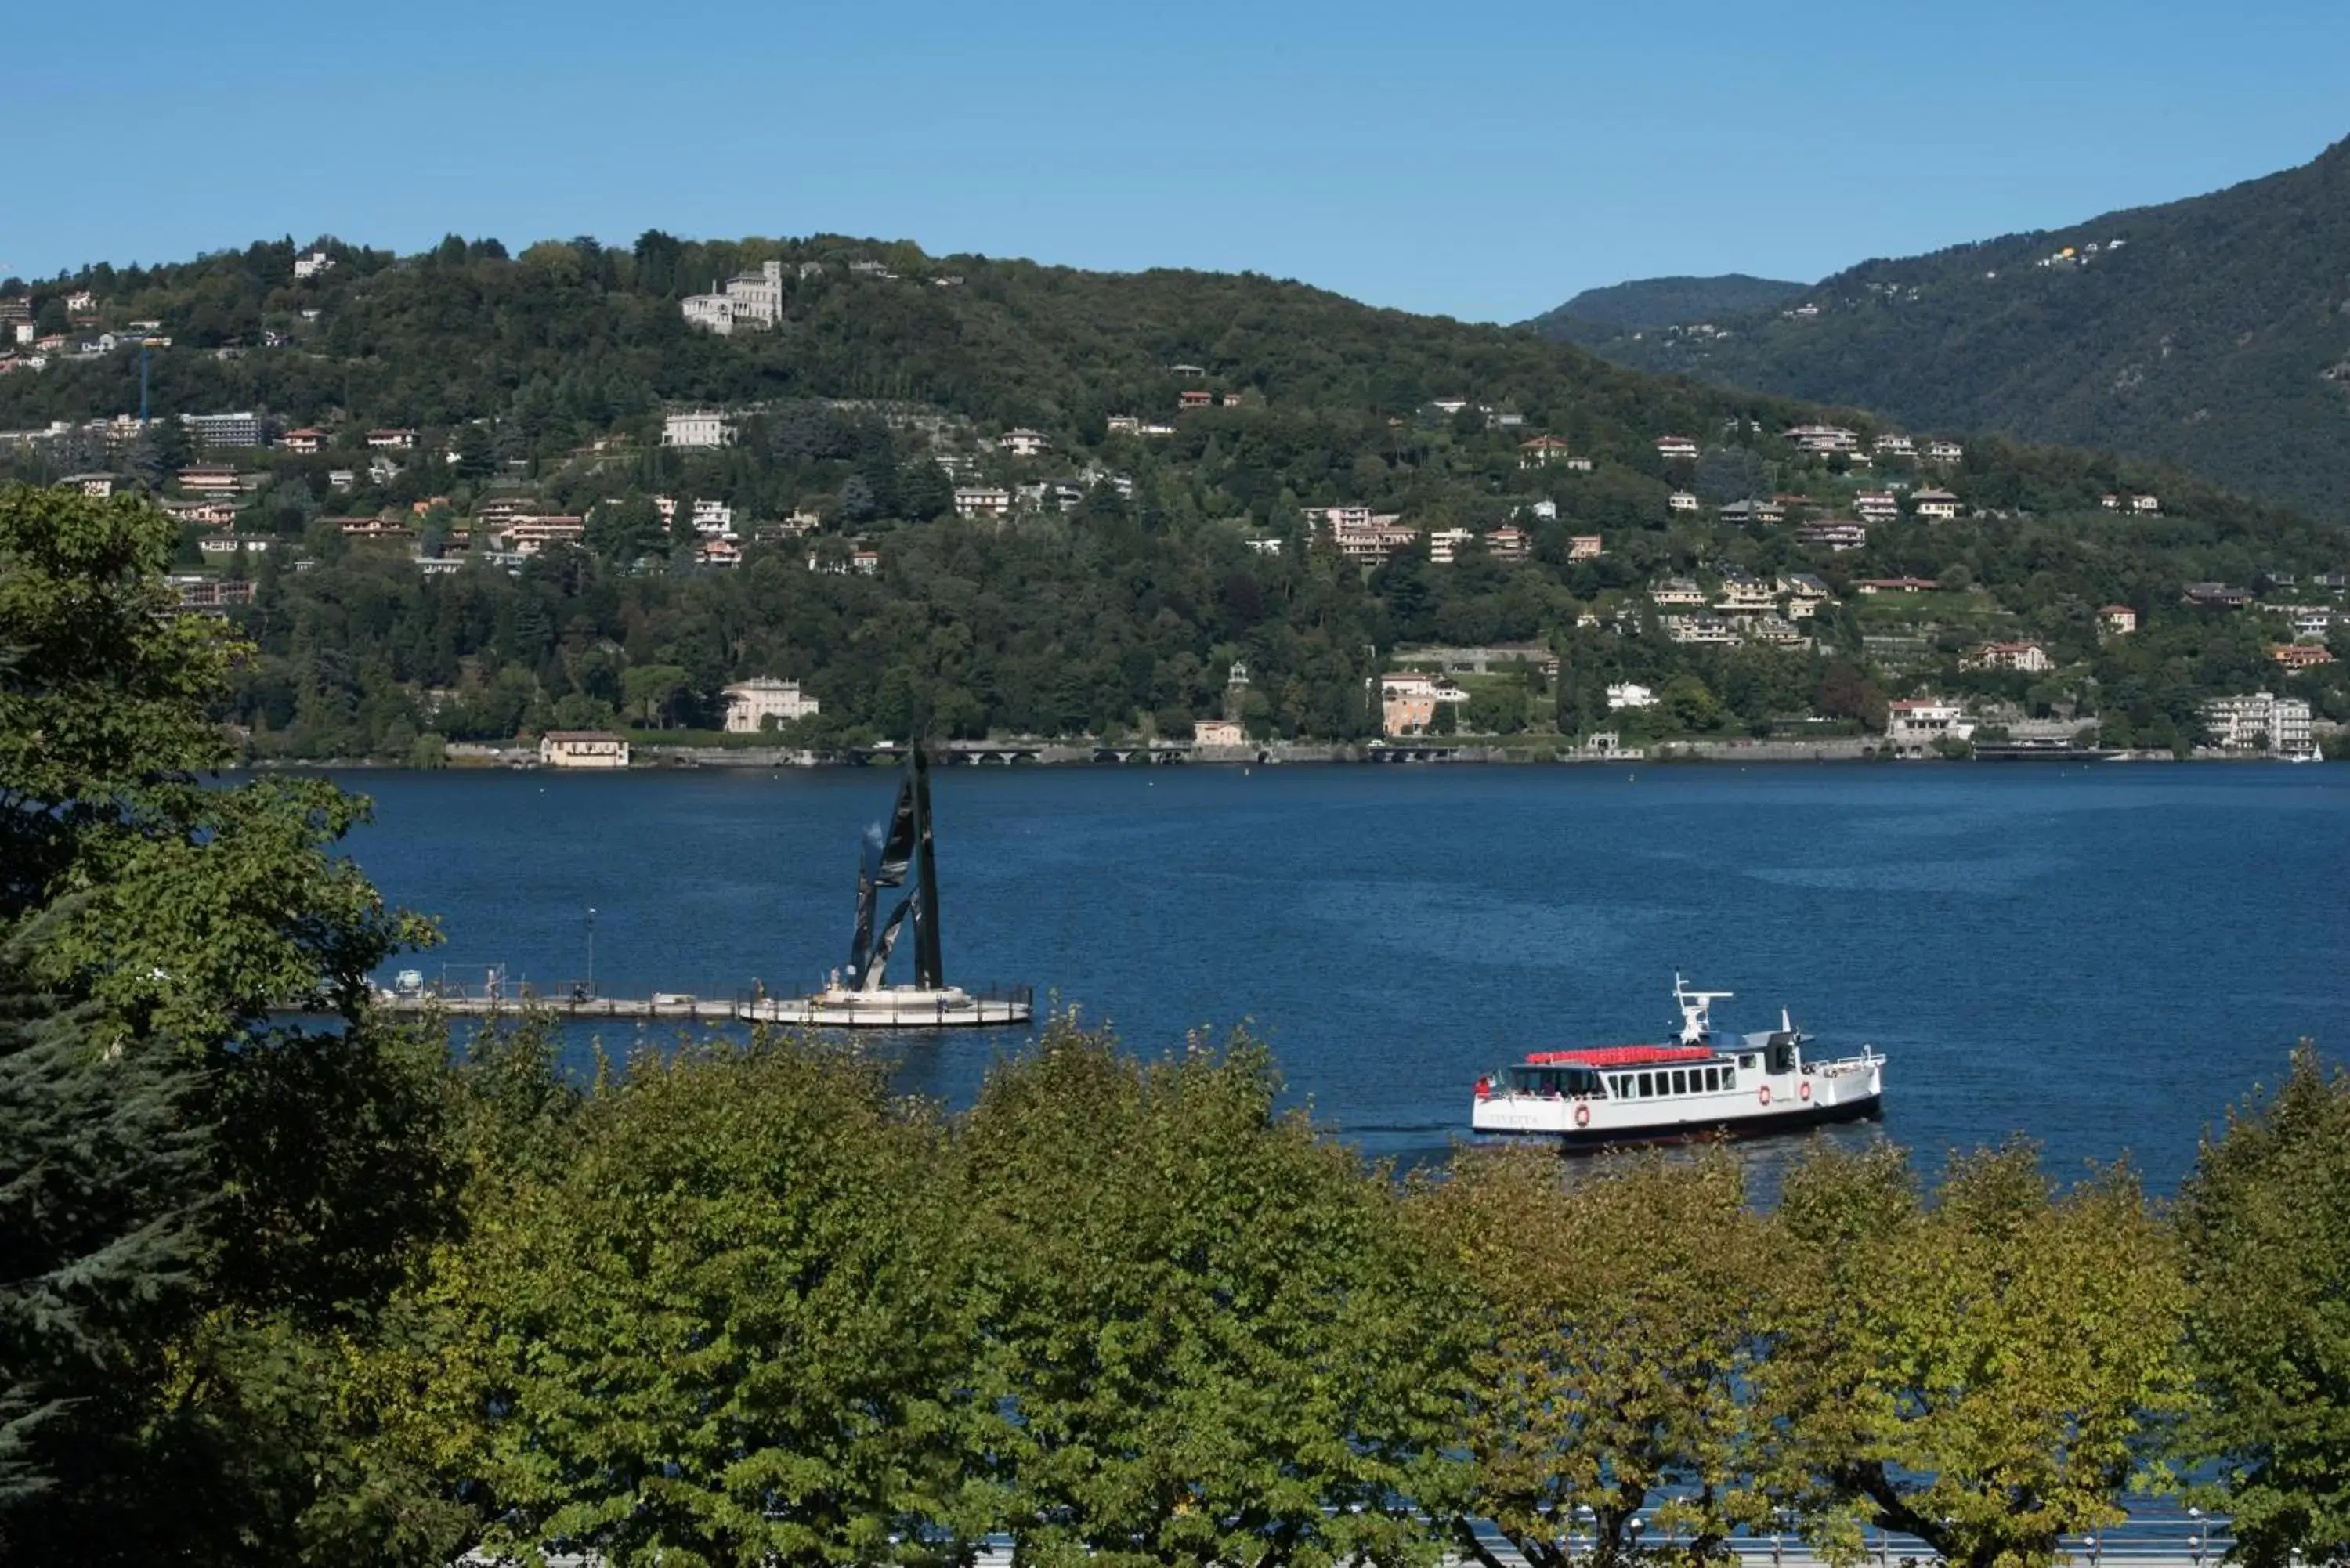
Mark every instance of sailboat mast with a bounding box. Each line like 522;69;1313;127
911;746;944;989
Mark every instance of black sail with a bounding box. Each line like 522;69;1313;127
874;775;917;888
848;846;879;985
910;748;944;989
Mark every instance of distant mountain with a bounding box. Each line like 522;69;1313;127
1528;138;2350;521
1525;275;1808;345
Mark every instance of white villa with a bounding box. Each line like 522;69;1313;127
722;678;821;734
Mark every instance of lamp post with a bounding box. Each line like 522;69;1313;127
586;905;598;999
2189;1507;2207;1568
2084;1536;2100;1568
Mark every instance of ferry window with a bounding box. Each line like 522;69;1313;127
1705;1068;1719;1092
1672;1070;1687;1095
1720;1068;1735;1091
1638;1072;1653;1097
1740;1054;1757;1070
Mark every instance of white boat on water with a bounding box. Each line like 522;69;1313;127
1472;975;1884;1147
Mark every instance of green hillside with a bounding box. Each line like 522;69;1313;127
1527;274;1808;345
1529;137;2350;522
1;233;2344;758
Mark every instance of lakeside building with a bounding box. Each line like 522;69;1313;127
1885;699;1974;755
539;731;631;769
1379;671;1468;736
1606;682;1658;710
1192;718;1246;746
721;678;820;734
2203;692;2316;758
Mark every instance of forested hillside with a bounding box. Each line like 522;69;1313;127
1531;137;2350;521
2;230;2345;758
1527;274;1807;345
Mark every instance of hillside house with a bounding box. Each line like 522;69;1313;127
282;428;325;454
1716;576;1777;616
1853;576;1937;594
951;486;1011;520
1664;616;1740;645
1668;490;1700;514
2183;583;2254;609
1926;440;1964;462
1784;424;1860;456
2271;643;2336;670
2099;605;2138;636
681;260;784;335
291;251;334;280
1912;488;1961;521
1519;435;1572;468
1426;528;1475;565
1653;435;1701;461
1854;492;1899;524
1179;389;1213;409
367;428;417;450
1796;520;1868;551
1484;527;1530;562
1650;577;1707;608
662;411;735;449
1568;534;1604;561
998;428;1051;458
1606;683;1658;710
1873;434;1917;458
2131;493;2161;514
1961;641;2054;674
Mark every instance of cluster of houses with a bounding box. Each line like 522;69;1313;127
1300;505;1584;567
1653;426;1965;467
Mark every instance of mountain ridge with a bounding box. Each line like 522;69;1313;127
1526;136;2350;521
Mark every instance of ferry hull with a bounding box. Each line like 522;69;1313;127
1483;1089;1885;1151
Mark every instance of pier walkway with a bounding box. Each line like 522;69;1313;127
379;982;1033;1030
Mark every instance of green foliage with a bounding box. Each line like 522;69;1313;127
1529;274;1809;341
2175;1044;2350;1568
0;483;453;1562
1764;1143;2188;1568
1415;1145;1777;1568
960;1021;1451;1568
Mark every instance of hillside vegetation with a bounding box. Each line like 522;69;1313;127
0;231;2345;758
1531;137;2350;522
1527;274;1807;345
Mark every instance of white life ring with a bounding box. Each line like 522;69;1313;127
1758;1084;1772;1107
1574;1103;1592;1129
1799;1080;1813;1104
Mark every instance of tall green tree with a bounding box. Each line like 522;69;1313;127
960;1021;1450;1568
432;1033;978;1568
0;483;452;1562
1414;1144;1777;1568
1762;1143;2187;1568
2175;1044;2350;1568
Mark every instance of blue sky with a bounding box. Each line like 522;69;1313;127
4;0;2344;321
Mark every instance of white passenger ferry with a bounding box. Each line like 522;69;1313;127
1472;977;1885;1147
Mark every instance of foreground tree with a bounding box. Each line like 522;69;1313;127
0;483;450;1563
2175;1044;2350;1568
1415;1144;1777;1568
434;1034;978;1567
1762;1143;2186;1568
960;1021;1451;1568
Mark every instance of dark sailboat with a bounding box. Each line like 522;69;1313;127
795;747;1031;1028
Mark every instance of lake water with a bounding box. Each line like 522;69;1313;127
335;762;2350;1191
